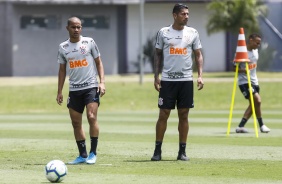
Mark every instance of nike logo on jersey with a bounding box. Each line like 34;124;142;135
72;49;78;53
165;37;173;40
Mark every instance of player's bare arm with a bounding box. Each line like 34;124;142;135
56;63;66;105
154;48;163;92
194;49;204;90
94;56;106;97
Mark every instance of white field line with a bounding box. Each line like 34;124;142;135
0;110;280;118
0;110;281;121
0;115;281;123
99;110;282;115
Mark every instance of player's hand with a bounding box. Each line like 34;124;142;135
154;78;161;92
197;77;204;90
56;93;63;105
98;83;106;97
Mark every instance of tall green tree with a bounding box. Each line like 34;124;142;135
206;0;268;36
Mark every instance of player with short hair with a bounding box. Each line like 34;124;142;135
56;17;106;164
151;3;204;161
235;33;270;133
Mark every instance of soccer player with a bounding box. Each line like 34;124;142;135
235;33;270;133
56;17;106;164
151;3;204;161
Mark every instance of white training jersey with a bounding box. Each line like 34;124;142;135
57;36;100;91
155;25;202;81
236;49;259;85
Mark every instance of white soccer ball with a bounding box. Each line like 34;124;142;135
45;160;67;183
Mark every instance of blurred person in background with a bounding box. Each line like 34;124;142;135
234;33;270;133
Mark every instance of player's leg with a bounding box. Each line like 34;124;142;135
239;105;252;124
252;88;270;133
86;102;99;149
177;108;190;161
176;81;193;161
85;102;99;164
151;81;175;161
253;92;262;118
156;109;170;141
151;108;171;161
243;105;252;120
178;108;189;143
84;88;100;164
67;91;88;164
70;108;86;143
236;84;251;133
68;108;87;164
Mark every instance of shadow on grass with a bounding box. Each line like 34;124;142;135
125;159;178;162
213;132;248;135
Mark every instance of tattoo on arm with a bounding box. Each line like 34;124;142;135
154;49;163;78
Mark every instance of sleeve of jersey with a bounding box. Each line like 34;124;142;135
91;39;101;59
155;29;163;49
57;46;67;64
192;32;202;50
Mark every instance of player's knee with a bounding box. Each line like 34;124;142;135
255;99;261;106
87;112;97;122
71;121;82;129
254;95;261;105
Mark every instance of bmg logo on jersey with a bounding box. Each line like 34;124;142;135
169;47;187;55
69;59;89;69
248;63;257;70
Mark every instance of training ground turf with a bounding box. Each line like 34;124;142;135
0;74;282;183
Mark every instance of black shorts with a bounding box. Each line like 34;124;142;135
239;83;260;99
158;81;194;109
67;87;100;113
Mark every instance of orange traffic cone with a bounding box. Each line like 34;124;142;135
234;28;250;63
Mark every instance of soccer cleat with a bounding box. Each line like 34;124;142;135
177;152;190;161
235;127;248;133
86;152;97;164
68;156;86;165
260;125;270;133
151;150;161;161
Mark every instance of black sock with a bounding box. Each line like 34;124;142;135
239;118;248;127
179;143;186;154
90;137;98;155
76;140;87;158
257;117;264;127
154;141;162;153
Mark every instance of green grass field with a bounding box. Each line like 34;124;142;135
0;73;282;183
